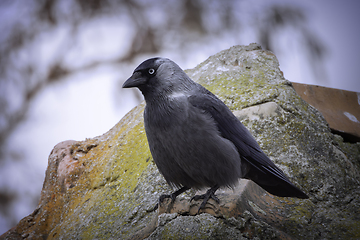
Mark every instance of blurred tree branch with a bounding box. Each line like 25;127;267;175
0;0;326;149
257;5;327;81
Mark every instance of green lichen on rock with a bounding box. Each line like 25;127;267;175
184;43;360;239
4;44;360;240
186;44;286;110
46;104;170;239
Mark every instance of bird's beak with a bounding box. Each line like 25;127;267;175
122;72;146;88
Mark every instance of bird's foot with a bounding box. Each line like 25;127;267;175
159;193;176;204
152;186;190;211
190;186;219;213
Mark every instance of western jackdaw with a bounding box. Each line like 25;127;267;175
123;57;308;212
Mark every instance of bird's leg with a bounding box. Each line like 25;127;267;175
190;185;220;213
153;186;190;211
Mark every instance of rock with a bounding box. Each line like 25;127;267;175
2;43;360;240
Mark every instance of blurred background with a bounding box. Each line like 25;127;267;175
0;0;359;234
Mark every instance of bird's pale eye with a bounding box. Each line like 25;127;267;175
148;68;155;75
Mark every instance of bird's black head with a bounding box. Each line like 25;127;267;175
122;58;162;89
123;57;193;99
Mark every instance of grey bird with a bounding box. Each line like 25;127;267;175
123;57;308;212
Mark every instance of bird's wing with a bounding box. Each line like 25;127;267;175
188;88;276;172
188;87;308;198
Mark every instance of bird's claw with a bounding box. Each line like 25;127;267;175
190;193;219;203
153;186;191;211
153;193;176;211
159;193;177;203
190;187;220;213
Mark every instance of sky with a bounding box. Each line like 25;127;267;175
1;0;360;234
294;0;360;92
251;0;360;92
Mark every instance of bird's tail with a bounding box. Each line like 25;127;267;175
243;156;309;199
253;177;309;199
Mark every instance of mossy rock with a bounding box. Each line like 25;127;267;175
2;44;360;240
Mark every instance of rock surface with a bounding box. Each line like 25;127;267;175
1;44;360;240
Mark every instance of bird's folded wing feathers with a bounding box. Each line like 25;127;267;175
188;88;293;184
